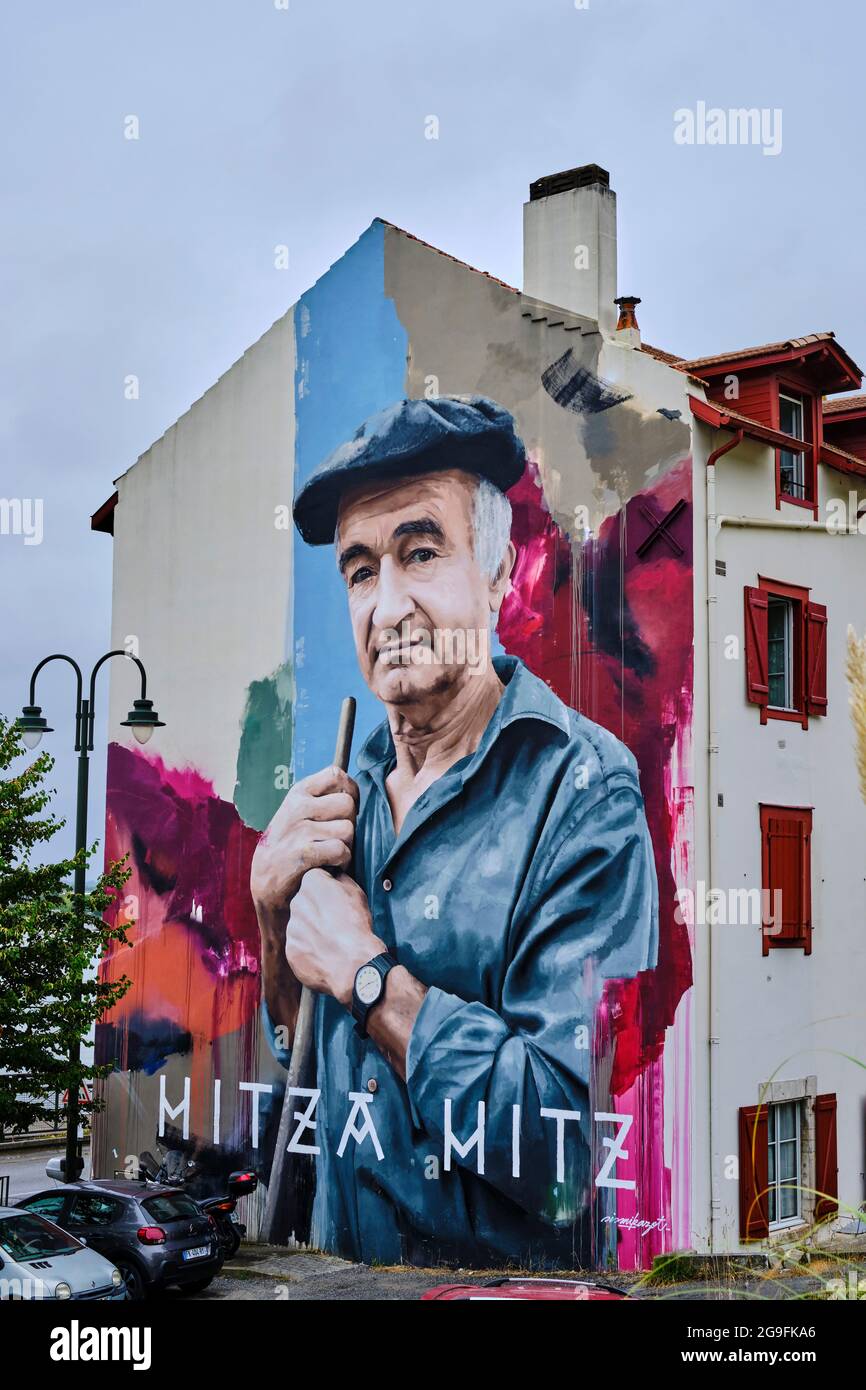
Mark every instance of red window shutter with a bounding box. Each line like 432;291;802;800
814;1093;838;1219
805;602;828;716
739;1105;769;1239
744;586;769;708
760;807;812;955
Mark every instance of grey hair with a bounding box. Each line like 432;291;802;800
333;471;512;580
470;474;513;581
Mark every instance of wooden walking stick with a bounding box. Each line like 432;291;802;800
261;696;356;1245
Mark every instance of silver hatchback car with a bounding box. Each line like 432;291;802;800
0;1205;126;1301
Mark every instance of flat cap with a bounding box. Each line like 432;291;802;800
293;394;526;544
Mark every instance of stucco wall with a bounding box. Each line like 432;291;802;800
707;430;866;1248
106;316;295;798
94;223;696;1268
93;313;295;1190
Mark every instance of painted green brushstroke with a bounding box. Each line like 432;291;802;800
233;662;294;831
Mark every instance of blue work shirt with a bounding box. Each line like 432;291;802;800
268;654;658;1267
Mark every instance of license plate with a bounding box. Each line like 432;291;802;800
182;1245;209;1261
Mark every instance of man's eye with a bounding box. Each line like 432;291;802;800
348;566;375;587
407;548;437;564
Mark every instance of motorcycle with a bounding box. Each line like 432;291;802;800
196;1185;254;1259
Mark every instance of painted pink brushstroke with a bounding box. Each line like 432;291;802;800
502;455;695;1269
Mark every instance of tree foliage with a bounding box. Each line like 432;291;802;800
0;716;132;1133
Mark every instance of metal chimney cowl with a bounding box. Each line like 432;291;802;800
614;294;642;348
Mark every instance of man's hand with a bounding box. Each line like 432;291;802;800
251;764;359;1045
286;868;385;1008
250;765;359;919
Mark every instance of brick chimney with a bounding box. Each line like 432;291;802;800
523;163;617;337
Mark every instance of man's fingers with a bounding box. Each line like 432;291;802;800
300;767;359;803
307;817;355;846
302;791;357;823
300;838;352;872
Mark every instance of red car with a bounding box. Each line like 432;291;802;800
422;1277;627;1300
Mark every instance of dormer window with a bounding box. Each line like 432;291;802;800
778;390;806;499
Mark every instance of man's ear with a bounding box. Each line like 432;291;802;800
489;540;517;615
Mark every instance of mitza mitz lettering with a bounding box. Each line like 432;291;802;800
159;1075;636;1189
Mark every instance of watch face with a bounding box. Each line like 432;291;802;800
355;964;383;1006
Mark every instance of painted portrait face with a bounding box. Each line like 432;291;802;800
335;469;510;706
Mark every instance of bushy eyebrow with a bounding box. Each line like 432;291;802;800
337;517;446;574
338;542;372;575
391;517;446;545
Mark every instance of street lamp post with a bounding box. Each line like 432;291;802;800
16;651;164;1181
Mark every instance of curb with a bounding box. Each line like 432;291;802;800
0;1133;89;1156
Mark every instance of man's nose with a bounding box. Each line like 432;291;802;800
371;556;415;633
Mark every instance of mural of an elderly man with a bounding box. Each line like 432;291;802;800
251;395;658;1267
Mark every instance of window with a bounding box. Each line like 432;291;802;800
744;581;827;726
23;1193;67;1222
767;595;794;709
67;1193;123;1229
768;1101;801;1226
779;391;806;499
141;1193;201;1223
739;1091;837;1241
760;804;812;955
0;1212;80;1260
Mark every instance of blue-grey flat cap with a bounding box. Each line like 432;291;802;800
293;394;526;544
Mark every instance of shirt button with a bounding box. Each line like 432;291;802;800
382;878;392;892
367;1078;378;1093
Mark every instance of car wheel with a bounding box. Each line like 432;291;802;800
181;1276;213;1294
116;1260;147;1301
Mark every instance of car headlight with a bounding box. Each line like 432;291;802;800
55;1282;72;1300
111;1269;122;1287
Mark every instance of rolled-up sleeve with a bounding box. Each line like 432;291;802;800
405;772;658;1223
260;997;293;1069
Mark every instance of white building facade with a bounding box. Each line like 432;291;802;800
91;165;866;1263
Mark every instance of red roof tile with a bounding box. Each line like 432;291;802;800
640;342;686;367
823;393;866;417
681;333;838;372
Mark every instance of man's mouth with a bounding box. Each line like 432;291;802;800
376;634;432;664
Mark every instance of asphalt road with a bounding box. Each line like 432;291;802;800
0;1145;91;1202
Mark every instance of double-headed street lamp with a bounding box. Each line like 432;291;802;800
16;650;164;1180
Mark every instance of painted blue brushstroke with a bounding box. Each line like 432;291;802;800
292;221;408;780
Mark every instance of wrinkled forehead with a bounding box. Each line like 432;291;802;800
335;468;476;549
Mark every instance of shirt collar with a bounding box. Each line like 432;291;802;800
355;655;571;774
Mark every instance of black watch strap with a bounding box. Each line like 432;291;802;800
351;951;398;1037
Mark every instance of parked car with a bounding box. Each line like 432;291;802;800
0;1205;126;1301
137;1145;259;1258
17;1178;222;1300
421;1277;628;1300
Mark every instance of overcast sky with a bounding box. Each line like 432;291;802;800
2;0;864;858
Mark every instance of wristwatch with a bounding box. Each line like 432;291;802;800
351;951;398;1037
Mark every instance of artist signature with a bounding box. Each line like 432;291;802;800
601;1214;669;1235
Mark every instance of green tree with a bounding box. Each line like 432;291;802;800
0;715;132;1134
